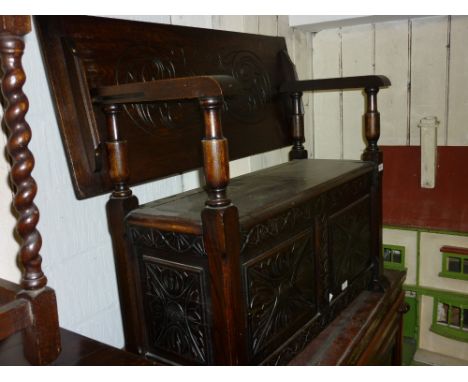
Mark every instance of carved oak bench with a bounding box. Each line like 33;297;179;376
35;15;395;365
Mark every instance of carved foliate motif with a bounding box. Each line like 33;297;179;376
115;46;198;133
130;226;205;257
142;259;211;364
245;233;316;361
240;201;315;252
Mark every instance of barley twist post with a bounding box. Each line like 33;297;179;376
0;34;46;291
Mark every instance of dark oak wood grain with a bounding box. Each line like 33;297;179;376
280;75;391;93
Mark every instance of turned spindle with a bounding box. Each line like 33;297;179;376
103;104;132;198
199;97;231;208
363;87;386;291
0;34;47;291
363;88;381;162
289;91;308;160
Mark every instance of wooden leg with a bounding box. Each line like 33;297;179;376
202;205;247;365
363;88;388;292
107;194;144;354
19;288;61;365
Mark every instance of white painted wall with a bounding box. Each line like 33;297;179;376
311;15;468;161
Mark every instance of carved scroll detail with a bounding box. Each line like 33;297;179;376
130;226;206;257
0;35;46;290
115;46;197;132
111;47;274;132
218;50;272;123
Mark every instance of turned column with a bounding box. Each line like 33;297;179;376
0;16;60;365
199;97;246;365
199;97;231;207
362;87;387;291
289;91;308;160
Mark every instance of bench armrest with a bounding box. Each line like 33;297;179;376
91;75;240;104
280;75;391;93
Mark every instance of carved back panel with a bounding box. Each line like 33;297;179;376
35;16;294;199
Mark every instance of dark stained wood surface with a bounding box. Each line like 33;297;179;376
92;75;240;104
128;159;373;233
0;16;31;35
0;328;156;366
280;75;390;93
34;15;293;199
288;269;406;365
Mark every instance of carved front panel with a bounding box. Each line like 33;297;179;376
328;195;372;297
243;229;317;363
140;257;212;365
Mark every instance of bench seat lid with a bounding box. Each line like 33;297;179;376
127;159;373;235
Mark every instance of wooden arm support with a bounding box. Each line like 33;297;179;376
280;76;390;162
96;76;239;208
280;75;390;93
92;75;240;104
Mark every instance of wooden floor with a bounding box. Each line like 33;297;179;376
0;328;157;366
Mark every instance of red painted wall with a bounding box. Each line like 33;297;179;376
382;146;468;233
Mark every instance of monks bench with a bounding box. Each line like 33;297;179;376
35;15;403;365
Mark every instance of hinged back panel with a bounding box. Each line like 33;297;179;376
35;16;294;199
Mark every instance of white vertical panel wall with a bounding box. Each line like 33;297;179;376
0;15;313;348
312;15;468;158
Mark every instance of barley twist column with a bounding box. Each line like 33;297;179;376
0;34;46;290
